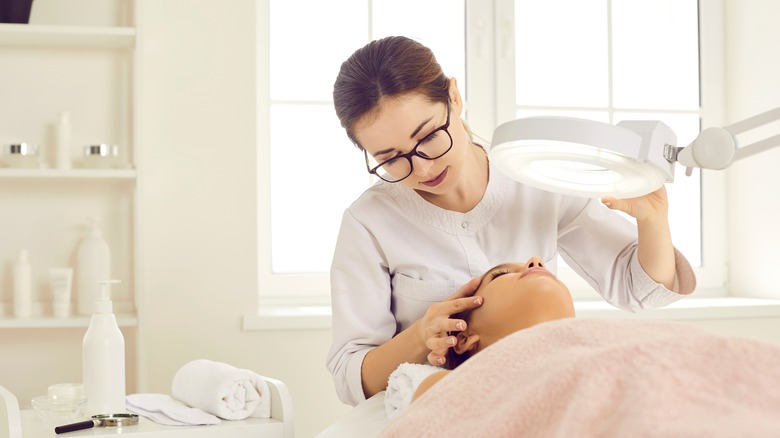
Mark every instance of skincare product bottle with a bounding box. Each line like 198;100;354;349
76;217;111;315
50;267;74;318
82;280;125;415
13;249;32;318
55;111;72;170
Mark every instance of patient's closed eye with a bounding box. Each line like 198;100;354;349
490;270;509;280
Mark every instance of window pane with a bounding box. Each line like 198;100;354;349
270;104;369;273
515;0;608;107
269;0;368;101
372;0;466;96
268;1;467;275
614;111;701;266
611;0;699;109
516;109;609;123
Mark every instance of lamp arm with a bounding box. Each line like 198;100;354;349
722;106;780;136
676;106;780;174
733;133;780;161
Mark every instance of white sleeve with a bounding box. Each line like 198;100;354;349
326;209;397;406
557;197;696;312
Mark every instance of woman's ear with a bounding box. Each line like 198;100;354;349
453;329;479;355
448;77;464;116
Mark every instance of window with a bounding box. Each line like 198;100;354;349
256;0;725;310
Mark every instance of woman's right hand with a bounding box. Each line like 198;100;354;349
418;277;483;366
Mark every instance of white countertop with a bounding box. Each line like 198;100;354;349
22;411;284;438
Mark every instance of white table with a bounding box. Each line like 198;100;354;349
12;376;293;438
22;411;285;438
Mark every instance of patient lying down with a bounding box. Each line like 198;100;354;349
380;256;780;437
413;256;575;398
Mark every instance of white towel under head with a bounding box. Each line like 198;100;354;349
171;359;271;420
385;363;443;420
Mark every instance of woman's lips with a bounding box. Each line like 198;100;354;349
421;168;448;187
520;267;554;279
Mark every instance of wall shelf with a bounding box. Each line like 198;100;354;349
0;314;138;329
0;168;136;180
0;23;135;48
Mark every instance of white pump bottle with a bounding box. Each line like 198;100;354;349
82;279;126;415
76;217;111;315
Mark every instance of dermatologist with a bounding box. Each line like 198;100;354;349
325;36;696;406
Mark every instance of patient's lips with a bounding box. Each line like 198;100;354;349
520;267;554;279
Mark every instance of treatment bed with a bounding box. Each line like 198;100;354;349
318;318;780;437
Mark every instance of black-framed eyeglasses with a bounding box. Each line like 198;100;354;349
363;101;453;183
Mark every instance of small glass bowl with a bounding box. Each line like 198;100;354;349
31;394;87;423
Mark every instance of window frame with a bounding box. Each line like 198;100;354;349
252;0;728;319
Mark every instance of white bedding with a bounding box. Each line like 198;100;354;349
315;392;389;437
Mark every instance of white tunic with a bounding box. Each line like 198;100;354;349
326;165;695;406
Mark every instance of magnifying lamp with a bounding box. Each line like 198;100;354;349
489;106;780;198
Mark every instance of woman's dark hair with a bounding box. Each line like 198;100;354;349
333;36;450;149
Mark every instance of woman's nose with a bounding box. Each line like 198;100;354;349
411;155;434;176
526;256;545;269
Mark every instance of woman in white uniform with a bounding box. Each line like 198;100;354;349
326;36;696;406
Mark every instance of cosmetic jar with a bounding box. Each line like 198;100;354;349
82;144;119;169
31;384;87;423
2;143;39;168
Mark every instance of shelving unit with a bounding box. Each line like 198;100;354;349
0;1;141;402
0;5;139;322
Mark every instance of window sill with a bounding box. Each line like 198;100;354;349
242;296;780;331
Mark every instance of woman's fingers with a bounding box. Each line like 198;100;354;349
432;295;483;320
420;277;484;366
447;276;481;299
425;333;456;351
427;351;446;366
601;185;669;222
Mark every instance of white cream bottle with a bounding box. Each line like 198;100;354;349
82;280;125;415
13;249;32;318
76;217;111;315
55;111;72;170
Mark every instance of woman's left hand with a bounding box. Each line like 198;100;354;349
601;185;669;223
602;184;676;289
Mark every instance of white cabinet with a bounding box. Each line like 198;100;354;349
0;0;140;405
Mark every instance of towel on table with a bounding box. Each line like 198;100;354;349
171;359;271;420
126;393;221;426
384;363;443;420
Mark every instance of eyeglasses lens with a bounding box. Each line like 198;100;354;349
378;129;453;182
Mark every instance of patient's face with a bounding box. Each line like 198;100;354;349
467;257;575;354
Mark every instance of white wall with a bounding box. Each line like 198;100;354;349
724;0;780;297
135;1;349;437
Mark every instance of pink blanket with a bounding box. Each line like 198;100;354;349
380;318;780;437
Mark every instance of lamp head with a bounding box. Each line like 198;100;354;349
489;116;676;198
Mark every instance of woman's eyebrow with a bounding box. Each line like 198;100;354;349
372;114;436;156
409;116;434;139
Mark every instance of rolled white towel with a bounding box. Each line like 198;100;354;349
171;359;270;420
384;363;442;420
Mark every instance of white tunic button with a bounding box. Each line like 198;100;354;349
461;221;469;229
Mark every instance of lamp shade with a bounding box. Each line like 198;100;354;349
489;116;676;198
